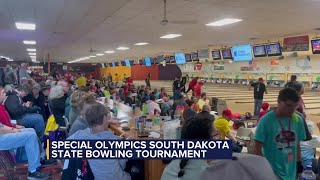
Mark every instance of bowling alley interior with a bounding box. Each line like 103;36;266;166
1;0;320;180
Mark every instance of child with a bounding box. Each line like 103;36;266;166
257;102;269;123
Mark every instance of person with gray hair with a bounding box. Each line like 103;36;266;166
196;104;216;122
19;63;29;84
48;85;66;126
63;103;131;180
4;64;17;85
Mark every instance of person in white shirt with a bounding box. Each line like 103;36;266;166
146;96;161;115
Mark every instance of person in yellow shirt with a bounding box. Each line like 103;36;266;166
197;92;209;111
214;109;237;142
75;73;87;88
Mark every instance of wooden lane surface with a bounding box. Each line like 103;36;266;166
106;100;165;180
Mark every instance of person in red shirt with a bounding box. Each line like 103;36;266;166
126;77;133;85
0;87;24;129
192;81;204;98
123;82;129;96
186;77;199;94
257;102;269;123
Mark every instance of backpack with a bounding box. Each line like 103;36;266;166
62;159;94;180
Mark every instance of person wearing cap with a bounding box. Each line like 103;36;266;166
254;88;306;180
197;92;210;111
257;102;270;124
250;77;268;116
214;109;238;143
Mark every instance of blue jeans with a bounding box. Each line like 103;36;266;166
19;113;45;141
254;99;263;116
0;128;41;172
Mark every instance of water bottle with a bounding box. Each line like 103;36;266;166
301;165;316;180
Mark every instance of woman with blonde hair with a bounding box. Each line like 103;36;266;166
68;90;86;126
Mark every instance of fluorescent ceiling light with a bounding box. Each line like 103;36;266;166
160;34;182;39
117;47;130;50
96;53;104;56
27;48;36;52
15;22;36;30
68;56;91;63
89;55;96;58
8;58;13;61
134;42;149;46
29;52;36;56
23;40;36;45
105;50;115;54
206;18;242;26
30;56;36;58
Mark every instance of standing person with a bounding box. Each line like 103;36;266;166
172;76;182;100
19;63;29;84
193;81;204;99
4;65;17;85
186;77;199;94
107;73;112;83
254;88;306;180
250;77;268;117
145;73;151;88
285;75;297;88
180;75;187;93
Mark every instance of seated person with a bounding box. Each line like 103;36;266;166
183;99;197;122
257;102;269;123
0;123;51;179
102;86;111;97
197;92;210;111
4;85;44;141
171;94;187;118
161;117;220;180
214;109;242;152
68;93;96;136
116;88;126;102
196;105;215;122
69;90;86;126
64;103;131;180
146;96;161;115
48;85;67;126
96;86;105;97
124;91;135;107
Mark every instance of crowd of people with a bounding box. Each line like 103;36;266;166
0;63;319;180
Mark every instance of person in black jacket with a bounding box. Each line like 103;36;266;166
124;91;135;106
4;85;44;141
196;105;216;122
48;85;66;126
29;84;47;121
180;76;187;93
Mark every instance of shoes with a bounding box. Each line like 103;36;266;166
28;170;50;180
40;159;57;168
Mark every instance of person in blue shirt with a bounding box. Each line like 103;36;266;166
254;88;306;180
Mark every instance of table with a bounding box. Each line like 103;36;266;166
106;100;165;180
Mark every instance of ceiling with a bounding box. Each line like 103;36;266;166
0;0;320;63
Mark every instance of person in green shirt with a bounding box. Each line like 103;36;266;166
254;87;306;180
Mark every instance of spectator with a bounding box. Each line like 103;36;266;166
41;85;51;121
19;63;29;84
285;75;297;88
161;117;219;180
125;91;135;107
102;86;111;97
180;75;187;93
183;99;197;121
29;84;47;121
197;92;210;111
186;77;199;94
0;123;51;179
75;73;87;88
4;85;44;140
107;73;112;83
4;64;17;85
146;96;161;115
173;76;182;100
145;73;151;88
286;82;306;118
159;87;168;99
154;88;160;100
48;85;66;126
254;88;306;180
196;105;215;122
214;109;238;143
69;90;86;126
64;103;131;180
250;78;268;117
96;86;105;97
300;121;316;169
171;94;187;118
68;93;96;136
117;88;126;102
